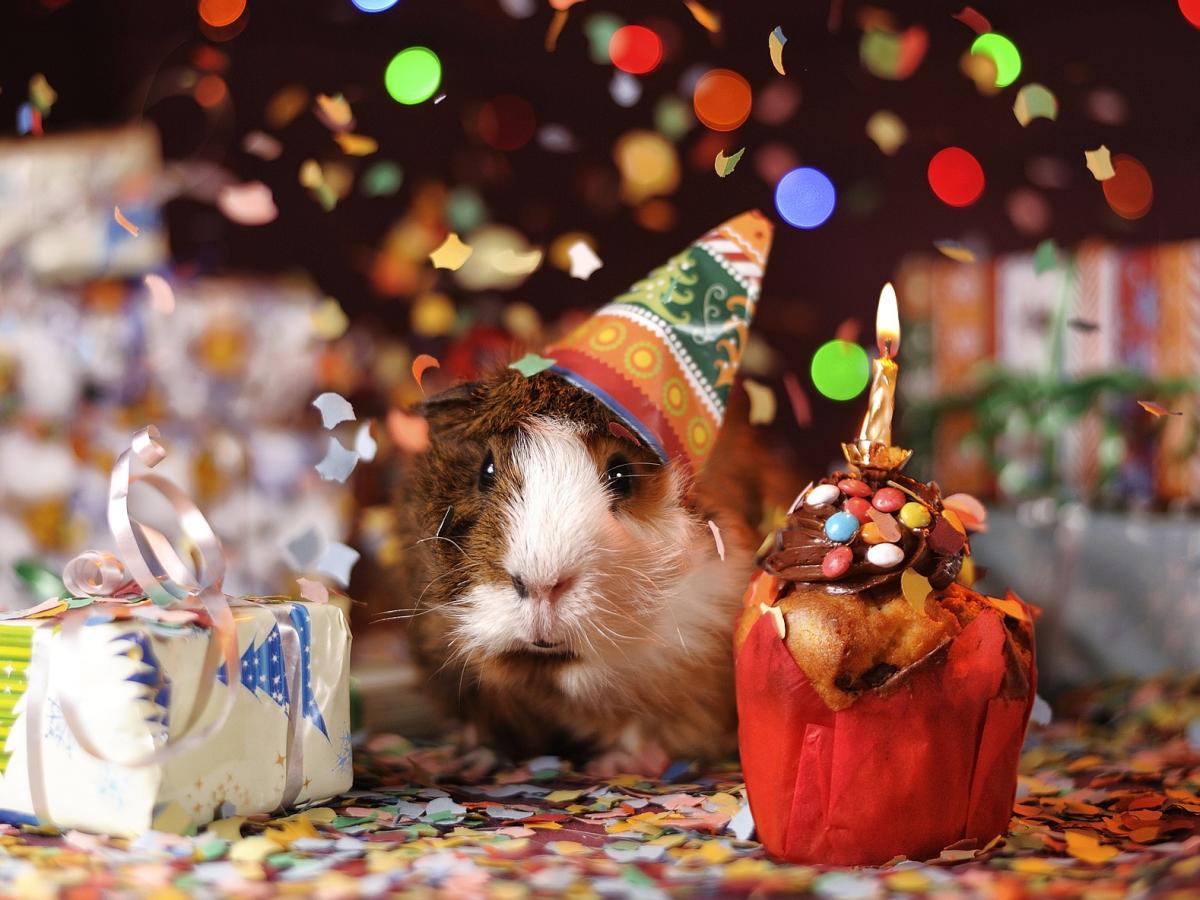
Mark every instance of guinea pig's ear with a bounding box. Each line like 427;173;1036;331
416;381;482;435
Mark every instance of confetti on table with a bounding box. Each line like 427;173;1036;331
1085;145;1116;181
296;577;329;605
1138;399;1183;417
684;0;721;33
113;206;139;236
567;240;604;279
312;392;356;429
216;181;279;225
742;378;777;425
429;232;473;270
334;132;379;156
142;274;175;313
707;519;725;561
951;5;992;33
315;436;360;482
1013;83;1059;126
768;26;787;75
714;146;745;177
509;353;557;378
934;240;976;263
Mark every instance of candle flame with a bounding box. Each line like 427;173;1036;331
876;282;900;358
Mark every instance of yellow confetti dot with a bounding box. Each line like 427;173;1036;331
429;232;474;270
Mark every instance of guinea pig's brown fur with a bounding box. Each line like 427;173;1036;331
394;367;791;770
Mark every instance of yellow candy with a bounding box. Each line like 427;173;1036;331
860;522;887;544
899;501;932;529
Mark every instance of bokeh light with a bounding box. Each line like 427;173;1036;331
609;25;663;74
351;0;400;11
198;0;246;27
385;47;442;105
774;166;837;229
477;95;536;151
970;33;1021;87
194;74;227;108
1102;154;1154;219
613;130;680;202
811;340;870;401
1181;0;1200;28
753;78;801;125
653;95;693;140
584;14;624;64
927;147;985;207
692;68;752;132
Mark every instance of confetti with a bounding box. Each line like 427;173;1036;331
1033;238;1061;275
768;27;787;75
216;181;279;225
567;240;604;279
951;5;992;33
316;541;360;586
934;240;976;263
429;233;474;270
312;392;356;429
266;85;309;128
283;525;325;571
707;519;725;561
942;492;988;531
900;568;932;615
242;130;282;160
742;378;777;425
143;273;176;313
113;206;139;237
315;436;360;483
782;372;813;427
984;592;1031;622
28;72;57;114
1013;83;1059;126
1065;830;1120;864
714;146;745;177
310;298;350;339
386;409;431;453
334;133;379;156
607;421;642;446
492;247;544;276
354;421;378;462
1085;145;1116;181
509;353;557;378
865;110;908;155
684;0;721;33
315;93;355;131
412;354;440;391
296;577;330;605
1138;400;1183;417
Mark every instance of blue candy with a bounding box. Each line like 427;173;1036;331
824;510;860;543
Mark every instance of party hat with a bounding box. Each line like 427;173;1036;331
547;209;773;476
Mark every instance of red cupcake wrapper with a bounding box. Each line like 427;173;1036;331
735;579;1036;866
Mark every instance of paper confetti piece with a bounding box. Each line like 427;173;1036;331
943;492;988;532
1085;145;1116;181
567;240;604;279
901;568;933;616
865;110;908;155
607;421;642;446
283;526;324;571
742;378;777;425
545;9;568;51
782;372;812;428
113;206;139;237
151;802;192;835
867;507;902;543
984;593;1030;622
707;520;725;561
768;26;787;75
509;353;557;378
386;409;431;453
430;232;473;270
684;0;721;32
493;247;544;276
714;147;745;177
354;421;378;461
1065;830;1120;864
242;130;282;160
1138;400;1183;417
951;5;991;33
334;132;379;156
1013;83;1059;126
143;273;175;313
934;239;976;263
315;93;355;131
297;577;329;605
412;354;440;391
312;392;356;429
317;542;360;587
1033;238;1061;275
316;436;359;482
310;297;349;339
217;181;279;225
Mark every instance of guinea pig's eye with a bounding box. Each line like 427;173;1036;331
478;450;497;493
603;453;636;501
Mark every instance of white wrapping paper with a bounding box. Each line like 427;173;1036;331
0;600;351;836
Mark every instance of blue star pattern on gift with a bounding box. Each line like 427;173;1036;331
118;632;170;734
290;605;329;739
217;623;290;710
335;728;353;772
44;696;73;752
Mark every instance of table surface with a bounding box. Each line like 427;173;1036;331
2;675;1198;897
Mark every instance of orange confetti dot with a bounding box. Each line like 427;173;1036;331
412;353;440;392
693;69;752;132
1102;154;1153;220
194;74;227;108
198;0;246;27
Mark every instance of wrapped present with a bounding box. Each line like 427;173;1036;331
0;427;352;836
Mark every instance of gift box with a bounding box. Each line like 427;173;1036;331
734;575;1036;866
0;599;351;836
0;425;353;836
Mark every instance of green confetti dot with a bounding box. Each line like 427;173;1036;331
509;353;557;378
970;33;1021;88
385;47;442;105
810;340;870;401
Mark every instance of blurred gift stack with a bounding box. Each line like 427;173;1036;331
896;241;1200;508
0;126;354;609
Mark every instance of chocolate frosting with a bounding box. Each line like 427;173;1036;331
763;471;966;595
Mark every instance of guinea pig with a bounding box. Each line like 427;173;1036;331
397;366;790;773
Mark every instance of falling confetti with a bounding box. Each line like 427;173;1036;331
607;421;642;446
242;130;282;160
216;181;279;225
113;206;139;237
714;146;745;177
312;392;356;429
386;409;431;453
707;520;725;561
28;73;57;114
934;240;976;263
310;298;350;339
1138;400;1183;417
1084;145;1116;181
1013;83;1059;126
865;110;908;155
509;353;557;378
768;27;787;75
411;354;440;392
314;93;354;131
742;379;777;425
1033;238;1061;274
354;422;378;462
567;240;604;279
316;542;360;586
334;133;379;156
296;577;330;605
315;437;359;483
943;493;988;531
683;0;720;32
782;372;813;427
429;233;474;270
951;5;992;33
492;247;544;276
143;274;175;314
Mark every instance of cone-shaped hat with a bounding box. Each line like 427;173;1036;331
547;209;773;476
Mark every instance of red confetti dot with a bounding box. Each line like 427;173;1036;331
1102;154;1153;220
478;95;536;151
609;25;663;75
693;68;752;132
927;147;985;207
1180;0;1200;28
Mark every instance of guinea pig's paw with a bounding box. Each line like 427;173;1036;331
585;740;670;779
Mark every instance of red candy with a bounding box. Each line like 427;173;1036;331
843;497;872;523
838;478;872;498
872;487;905;512
821;546;853;578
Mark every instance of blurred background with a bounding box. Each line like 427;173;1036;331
2;0;1199;724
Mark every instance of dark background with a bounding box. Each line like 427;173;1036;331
4;0;1199;456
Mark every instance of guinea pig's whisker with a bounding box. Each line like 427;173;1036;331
416;534;477;563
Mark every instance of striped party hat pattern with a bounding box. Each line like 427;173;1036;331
547;209;774;476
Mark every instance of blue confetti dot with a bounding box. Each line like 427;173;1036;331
824;510;860;543
351;0;399;11
775;166;837;229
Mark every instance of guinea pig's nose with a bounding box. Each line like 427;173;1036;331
510;573;575;604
